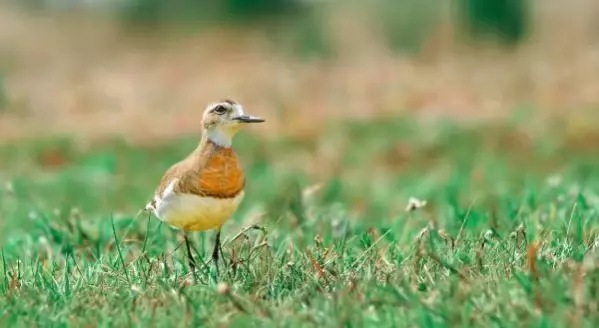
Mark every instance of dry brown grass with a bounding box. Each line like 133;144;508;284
1;1;599;142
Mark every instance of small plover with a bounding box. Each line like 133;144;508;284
144;100;264;274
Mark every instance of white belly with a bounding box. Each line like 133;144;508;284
149;180;245;231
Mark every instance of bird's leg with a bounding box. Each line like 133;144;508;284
211;228;222;277
184;231;196;272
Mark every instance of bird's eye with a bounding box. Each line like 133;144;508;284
213;105;227;115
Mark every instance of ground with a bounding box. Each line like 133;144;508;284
0;118;598;327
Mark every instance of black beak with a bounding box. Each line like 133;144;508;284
233;115;265;123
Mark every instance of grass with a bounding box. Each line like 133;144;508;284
0;117;598;327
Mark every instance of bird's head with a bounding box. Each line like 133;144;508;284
201;100;264;147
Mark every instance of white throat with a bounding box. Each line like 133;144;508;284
205;127;234;147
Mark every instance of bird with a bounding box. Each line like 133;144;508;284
144;99;264;275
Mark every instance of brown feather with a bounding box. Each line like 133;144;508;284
154;139;246;200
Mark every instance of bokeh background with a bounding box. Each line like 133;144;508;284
1;0;598;142
1;2;599;326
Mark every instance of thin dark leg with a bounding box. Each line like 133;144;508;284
184;232;196;271
211;228;222;276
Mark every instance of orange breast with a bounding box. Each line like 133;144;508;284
197;147;246;198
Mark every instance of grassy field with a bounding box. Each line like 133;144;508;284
0;117;598;327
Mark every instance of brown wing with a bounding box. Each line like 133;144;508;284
145;160;183;210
